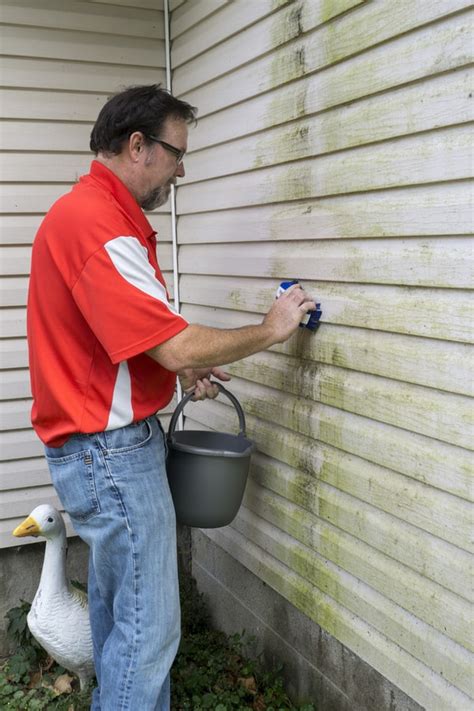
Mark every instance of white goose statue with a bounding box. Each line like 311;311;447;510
13;504;94;690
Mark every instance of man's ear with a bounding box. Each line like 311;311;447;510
129;131;144;162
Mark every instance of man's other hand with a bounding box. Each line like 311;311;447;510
178;366;231;401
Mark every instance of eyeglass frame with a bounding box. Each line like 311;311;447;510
146;135;185;165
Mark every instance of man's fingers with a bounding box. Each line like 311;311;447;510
192;377;223;401
284;283;301;295
282;284;314;307
189;365;232;402
191;379;205;400
202;378;219;398
210;366;231;381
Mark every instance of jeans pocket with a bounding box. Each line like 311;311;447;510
106;417;154;454
45;449;100;522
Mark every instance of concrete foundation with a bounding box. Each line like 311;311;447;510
192;530;424;711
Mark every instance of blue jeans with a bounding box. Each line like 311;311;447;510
45;415;180;711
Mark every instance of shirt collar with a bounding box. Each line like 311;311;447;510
86;160;156;241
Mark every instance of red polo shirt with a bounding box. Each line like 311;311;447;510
27;161;188;447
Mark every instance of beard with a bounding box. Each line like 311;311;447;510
140;183;172;211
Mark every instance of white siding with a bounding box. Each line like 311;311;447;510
172;1;474;709
0;0;168;548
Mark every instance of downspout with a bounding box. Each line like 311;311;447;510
164;0;184;428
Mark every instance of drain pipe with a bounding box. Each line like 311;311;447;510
164;0;184;429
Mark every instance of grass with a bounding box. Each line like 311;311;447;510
1;576;315;710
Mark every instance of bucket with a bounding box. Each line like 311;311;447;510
166;383;254;528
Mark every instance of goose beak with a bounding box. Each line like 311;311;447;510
13;515;41;538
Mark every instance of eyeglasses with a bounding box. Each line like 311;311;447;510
147;136;185;165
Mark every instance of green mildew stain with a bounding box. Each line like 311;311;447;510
267;255;289;278
288;547;318;588
253;458;320;514
319;36;381;155
228;360;270;387
334;285;472;341
238;393;286;432
259;74;308;141
271;163;313;203
288;393;322;437
270;43;306;89
244;386;315;443
321;0;373;69
266;358;322;401
314;599;343;639
275;571;313;620
284;525;344;637
250;460;346;634
280;327;311;362
266;1;307;102
260;20;308;142
228;289;245;309
319;377;348;413
327;343;350;369
288;470;320;511
288;441;320;482
254;420;313;479
254;120;311;170
320;415;345;452
270;1;305;49
321;0;340;25
317;455;340;494
317;506;344;562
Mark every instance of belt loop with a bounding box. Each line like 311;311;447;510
96;431;108;453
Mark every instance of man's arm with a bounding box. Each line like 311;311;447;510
146;284;315;371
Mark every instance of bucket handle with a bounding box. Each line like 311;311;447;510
167;383;247;438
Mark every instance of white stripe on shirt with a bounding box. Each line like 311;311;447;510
104;236;181;316
106;360;133;430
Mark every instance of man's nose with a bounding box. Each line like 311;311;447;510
175;162;185;178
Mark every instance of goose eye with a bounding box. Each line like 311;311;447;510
47;517;54;522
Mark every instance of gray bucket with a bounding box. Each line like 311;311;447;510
166;383;254;528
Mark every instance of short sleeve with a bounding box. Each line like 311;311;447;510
72;235;188;363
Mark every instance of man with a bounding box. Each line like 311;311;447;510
27;85;316;710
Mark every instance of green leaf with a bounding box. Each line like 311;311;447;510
70;579;88;593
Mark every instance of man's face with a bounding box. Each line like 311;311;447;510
139;116;188;211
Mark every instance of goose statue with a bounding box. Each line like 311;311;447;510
13;504;95;690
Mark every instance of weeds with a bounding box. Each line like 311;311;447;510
1;576;315;710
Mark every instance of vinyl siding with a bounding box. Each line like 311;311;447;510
171;1;474;708
0;0;170;547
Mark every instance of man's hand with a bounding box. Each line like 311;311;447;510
263;283;316;343
178;366;231;401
